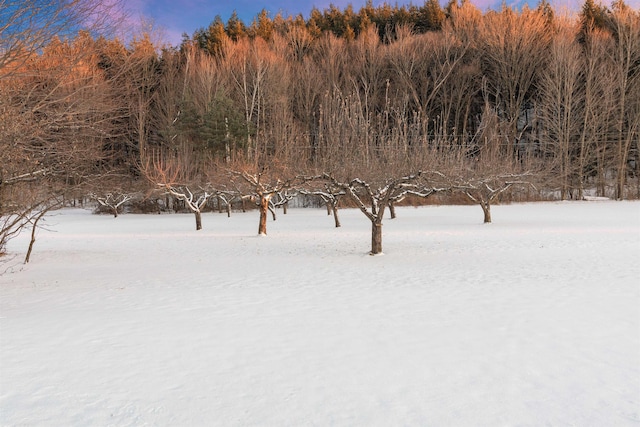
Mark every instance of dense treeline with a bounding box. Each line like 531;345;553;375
1;0;639;255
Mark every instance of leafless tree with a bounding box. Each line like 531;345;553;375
0;0;124;81
447;101;539;222
477;6;551;151
23;198;62;264
537;22;585;200
580;29;618;198
322;171;444;255
121;35;162;163
211;190;235;217
0;196;60;265
230;163;302;235
300;184;346;228
92;192;136;218
224;38;269;161
312;32;348;93
388;27;468;137
456;173;534;223
609;5;640;199
1;2;125;263
141;146;212;230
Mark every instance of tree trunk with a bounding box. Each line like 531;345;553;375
332;203;341;228
24;221;38;264
194;211;202;231
389;201;396;219
326;201;332;215
481;201;491;224
24;209;48;264
597;159;606;197
616;173;625;201
258;195;269;235
371;221;383;255
112;206;118;218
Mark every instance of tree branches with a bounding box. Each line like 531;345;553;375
320;171;447;254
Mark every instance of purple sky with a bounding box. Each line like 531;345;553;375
121;0;637;46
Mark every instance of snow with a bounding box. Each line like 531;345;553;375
1;201;639;426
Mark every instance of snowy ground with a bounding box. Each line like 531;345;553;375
1;201;639;426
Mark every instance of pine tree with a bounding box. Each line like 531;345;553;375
194;16;228;56
226;11;246;41
580;0;610;38
421;0;446;32
250;9;274;41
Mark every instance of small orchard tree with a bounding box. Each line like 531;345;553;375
141;146;212;231
92;192;137;218
455;174;534;223
212;190;235;217
309;76;451;254
167;186;212;231
268;189;297;219
322;171;443;255
230;164;301;235
454;102;539;223
300;183;346;228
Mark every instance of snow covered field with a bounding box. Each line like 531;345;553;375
1;201;639;426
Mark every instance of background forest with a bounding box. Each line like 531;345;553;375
1;0;639;255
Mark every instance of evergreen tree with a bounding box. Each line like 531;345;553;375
307;7;324;38
250;9;274;41
419;0;446;32
226;11;246;41
580;0;610;38
193;16;228;56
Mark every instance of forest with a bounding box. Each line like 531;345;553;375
1;0;639;256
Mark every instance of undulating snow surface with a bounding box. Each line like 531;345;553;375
1;202;639;426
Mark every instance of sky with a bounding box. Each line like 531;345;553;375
123;0;639;46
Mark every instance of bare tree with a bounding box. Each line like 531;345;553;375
609;5;640;199
300;184;346;228
387;27;468;137
141;146;212;230
322;171;442;255
92;192;136;218
121;35;162;163
230;164;301;235
0;0;124;81
449;101;538;222
1;196;58;264
211;190;235;217
224;38;270;161
456;173;534;223
572;28;616;199
537;22;585;200
478;6;551;151
1;6;125;263
23;198;62;264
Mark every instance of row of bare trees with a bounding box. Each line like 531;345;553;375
1;1;639;259
133;129;537;254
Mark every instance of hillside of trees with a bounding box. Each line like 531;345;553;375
1;0;639;255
